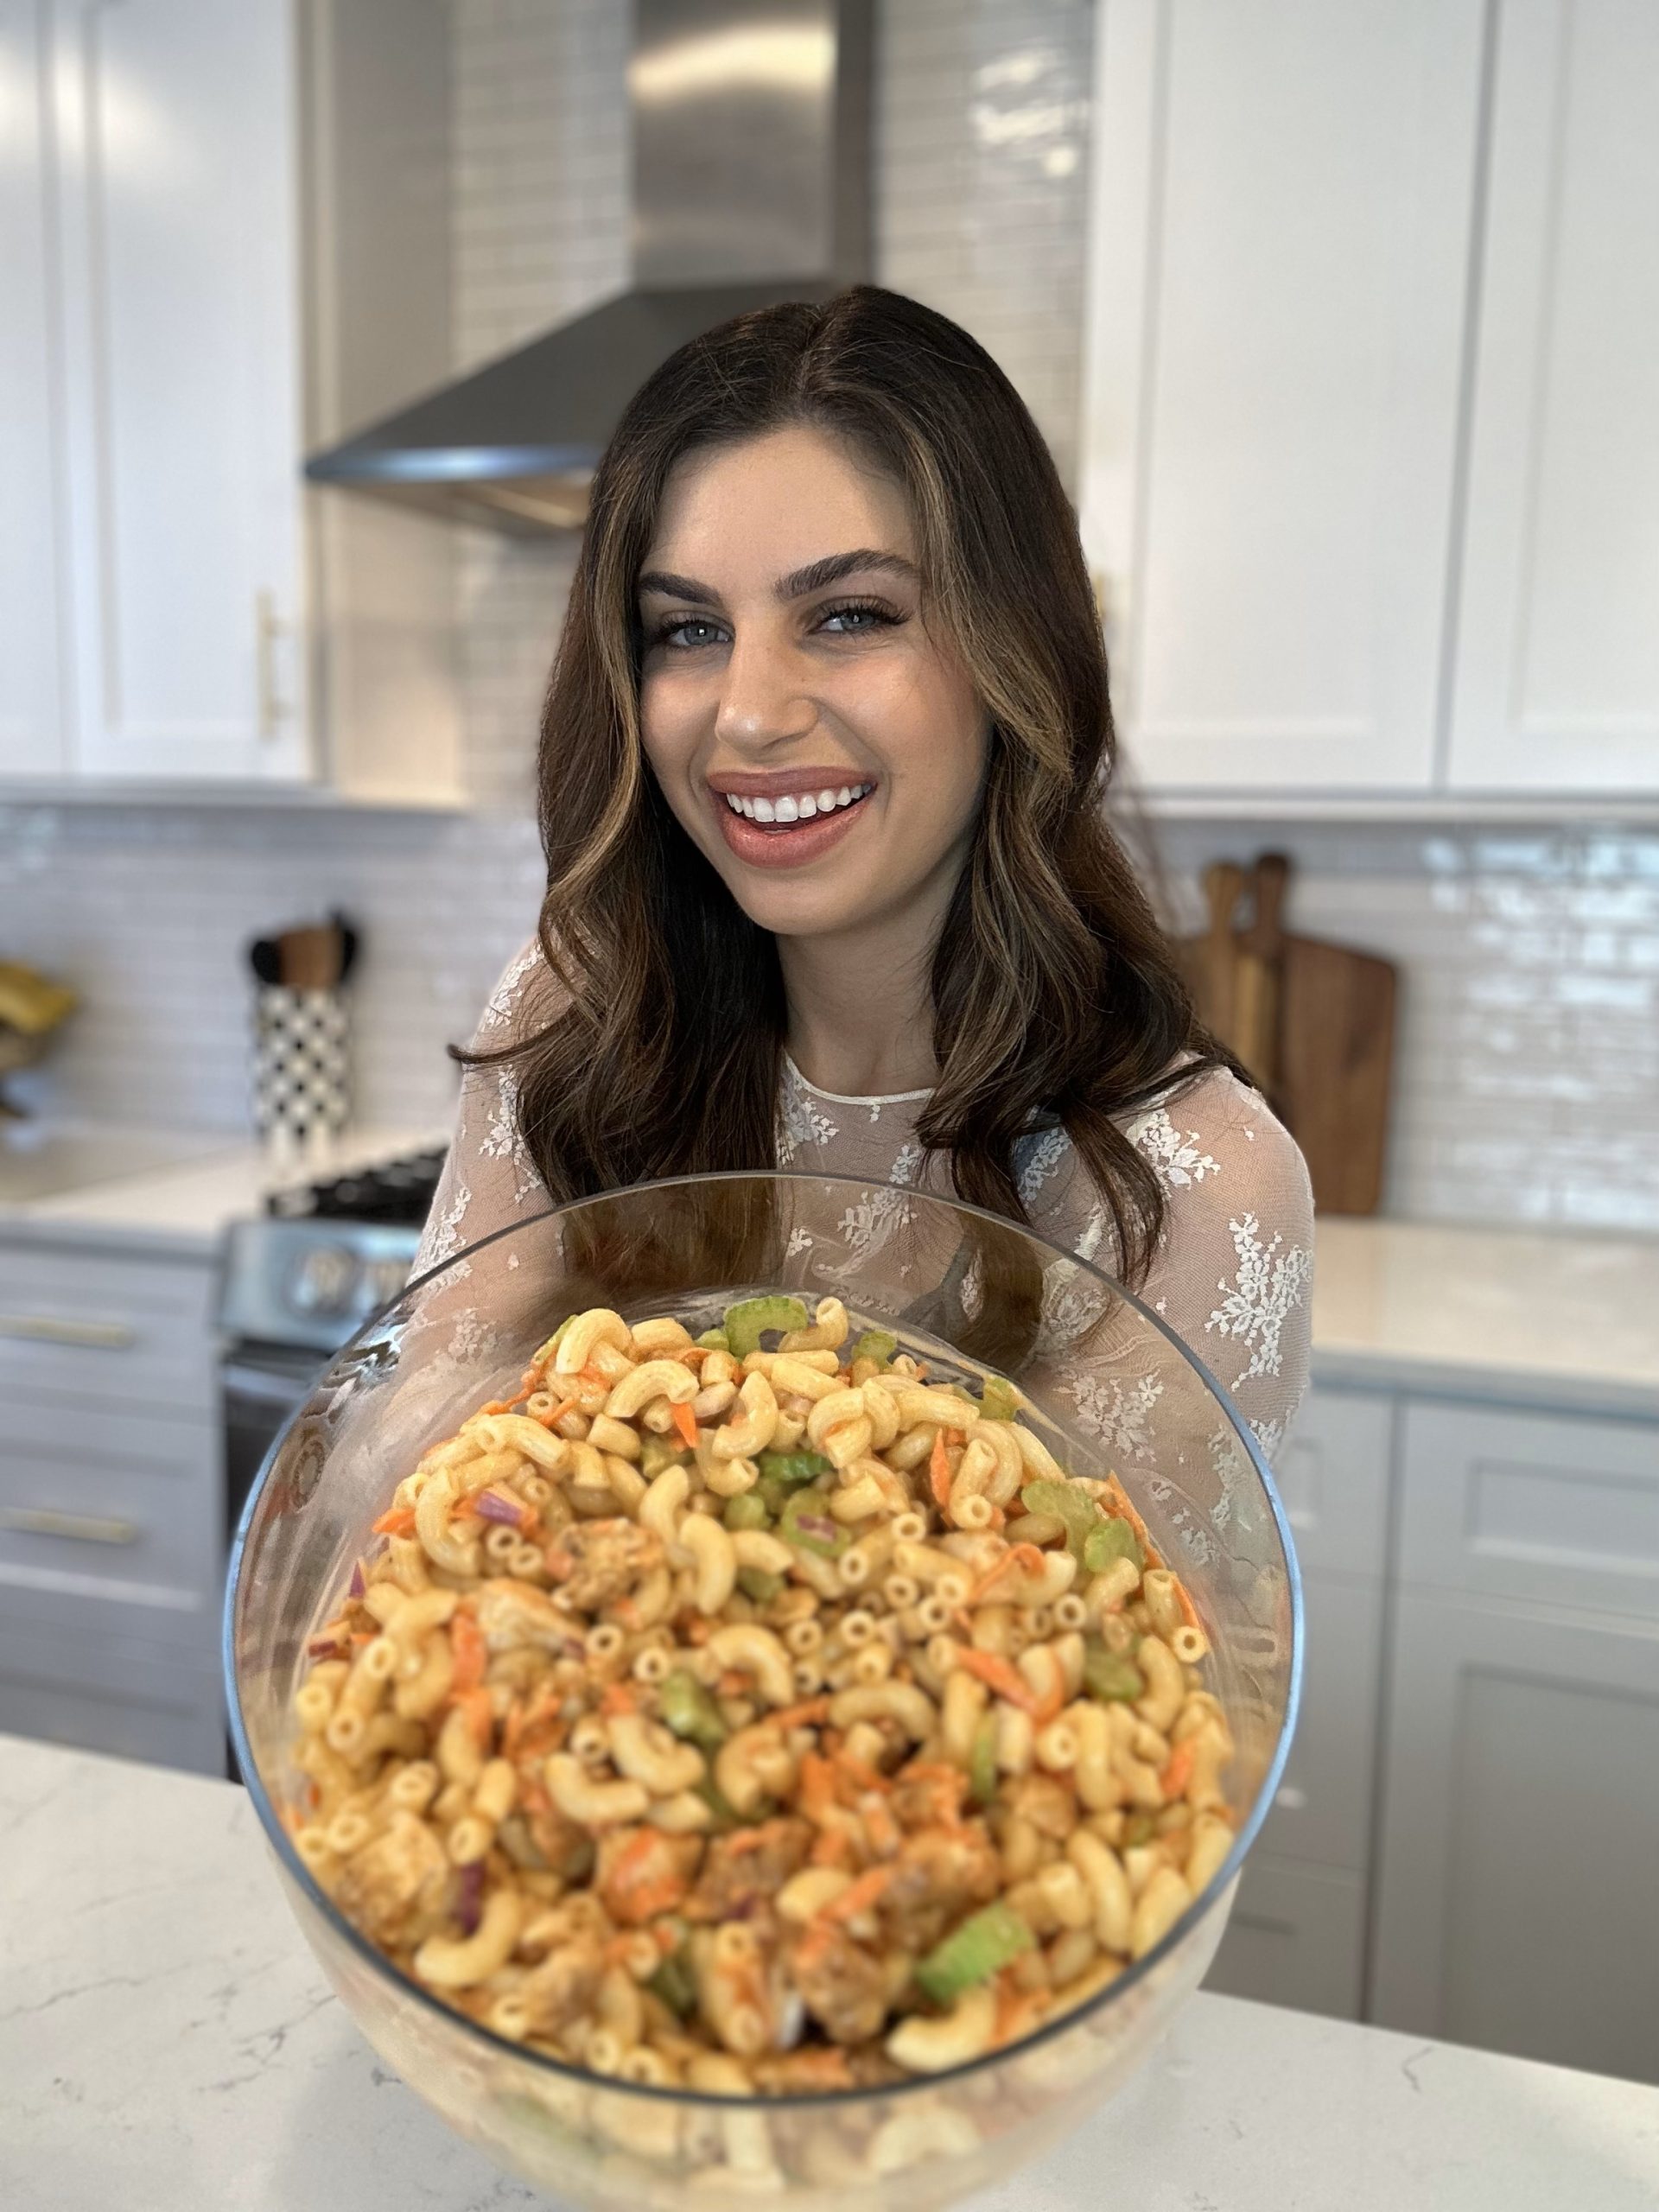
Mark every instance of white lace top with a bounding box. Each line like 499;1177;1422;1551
414;941;1316;1467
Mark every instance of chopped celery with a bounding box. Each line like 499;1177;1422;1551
756;1448;832;1487
694;1775;742;1830
1122;1810;1157;1849
850;1328;898;1367
736;1566;785;1604
1082;1514;1144;1575
779;1491;848;1560
723;1491;771;1532
979;1376;1021;1421
648;1948;697;2019
696;1327;730;1352
639;1433;692;1480
659;1669;728;1752
1020;1478;1102;1563
531;1315;575;1366
915;1902;1033;2005
1081;1637;1145;1703
969;1714;999;1808
722;1295;809;1360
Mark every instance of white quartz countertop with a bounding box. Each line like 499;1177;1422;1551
3;1735;1656;2212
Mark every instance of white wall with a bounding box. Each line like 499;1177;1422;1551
2;0;1656;1230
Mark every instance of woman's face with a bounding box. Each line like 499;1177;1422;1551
636;424;989;943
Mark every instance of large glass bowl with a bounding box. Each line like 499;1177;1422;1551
226;1172;1301;2210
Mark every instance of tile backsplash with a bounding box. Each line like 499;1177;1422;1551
2;0;1656;1234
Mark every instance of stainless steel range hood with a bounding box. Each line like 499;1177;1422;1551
304;0;874;535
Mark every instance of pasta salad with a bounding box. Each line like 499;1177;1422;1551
286;1294;1237;2094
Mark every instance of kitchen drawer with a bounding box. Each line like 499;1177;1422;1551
0;1400;221;1656
0;1241;218;1417
1399;1401;1659;1619
0;1614;225;1777
1257;1565;1383;1874
1205;1854;1367;2022
1274;1385;1394;1579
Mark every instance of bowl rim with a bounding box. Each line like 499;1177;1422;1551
225;1166;1304;2114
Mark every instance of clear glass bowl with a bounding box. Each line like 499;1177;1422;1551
226;1172;1301;2210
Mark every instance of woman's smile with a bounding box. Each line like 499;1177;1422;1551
708;767;878;868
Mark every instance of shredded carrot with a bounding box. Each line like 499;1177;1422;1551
956;1645;1044;1715
456;1684;493;1747
823;1866;892;1923
600;1681;637;1719
533;1396;578;1430
1173;1579;1204;1634
1160;1742;1195;1800
995;1972;1039;2044
777;2049;853;2092
371;1503;417;1537
448;1609;487;1695
671;1400;699;1452
799;1753;838;1824
808;1827;854;1869
578;1363;611;1390
929;1427;954;1510
861;1800;902;1858
1103;1475;1157;1562
771;1696;832;1732
477;1398;515;1418
971;1542;1047;1602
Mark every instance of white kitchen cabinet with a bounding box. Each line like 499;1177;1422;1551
48;0;308;782
0;0;69;777
1447;0;1659;795
1078;0;1485;791
1206;1854;1367;2021
1370;1592;1659;2084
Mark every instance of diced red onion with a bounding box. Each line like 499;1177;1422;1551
306;1636;345;1661
347;1559;366;1599
474;1489;524;1527
794;1513;838;1541
454;1861;484;1936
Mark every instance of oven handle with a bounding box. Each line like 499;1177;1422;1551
222;1359;319;1410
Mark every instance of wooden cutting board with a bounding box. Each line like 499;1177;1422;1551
1177;862;1397;1216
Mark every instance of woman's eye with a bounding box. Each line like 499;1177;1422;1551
649;600;899;652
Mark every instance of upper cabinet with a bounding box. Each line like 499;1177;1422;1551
1446;0;1659;794
51;0;308;782
0;0;69;779
1079;0;1659;804
0;0;461;800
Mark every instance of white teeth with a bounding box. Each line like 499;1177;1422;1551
774;795;799;823
837;786;853;806
721;780;871;824
797;794;817;817
726;794;743;815
752;797;776;823
818;789;837;811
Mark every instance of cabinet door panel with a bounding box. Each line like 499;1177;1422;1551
1079;0;1483;789
1449;0;1659;792
1206;1855;1366;2020
0;0;67;774
1372;1593;1659;2085
1273;1384;1393;1579
51;0;308;780
1260;1567;1382;1873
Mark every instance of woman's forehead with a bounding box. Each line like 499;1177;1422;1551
643;426;915;582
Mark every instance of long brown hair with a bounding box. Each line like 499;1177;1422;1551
462;284;1243;1294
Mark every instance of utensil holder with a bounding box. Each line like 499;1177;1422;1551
252;985;352;1160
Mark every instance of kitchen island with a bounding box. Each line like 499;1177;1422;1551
4;1734;1656;2212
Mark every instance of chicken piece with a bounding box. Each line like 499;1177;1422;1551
596;1826;703;1925
472;1578;585;1656
1001;1771;1077;1842
334;1808;452;1948
684;1817;812;1924
880;1823;1001;1954
888;1762;968;1832
556;1517;664;1612
517;1942;606;2038
787;1922;891;2046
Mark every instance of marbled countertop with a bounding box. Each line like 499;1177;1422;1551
4;1734;1657;2212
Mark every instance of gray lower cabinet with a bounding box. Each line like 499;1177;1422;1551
0;1233;226;1775
1206;1854;1367;2019
1370;1398;1659;2087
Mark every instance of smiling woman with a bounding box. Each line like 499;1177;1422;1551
417;284;1314;1459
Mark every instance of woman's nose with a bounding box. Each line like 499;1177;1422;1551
714;629;817;752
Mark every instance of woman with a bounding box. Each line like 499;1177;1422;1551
416;285;1313;1464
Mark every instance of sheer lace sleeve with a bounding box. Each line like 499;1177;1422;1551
1125;1069;1315;1463
411;938;560;1279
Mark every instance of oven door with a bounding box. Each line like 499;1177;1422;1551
222;1343;327;1546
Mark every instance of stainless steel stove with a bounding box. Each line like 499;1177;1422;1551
218;1145;448;1547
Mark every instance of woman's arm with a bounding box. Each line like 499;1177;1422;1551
411;938;557;1278
1128;1068;1316;1462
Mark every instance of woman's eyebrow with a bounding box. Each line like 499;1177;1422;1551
636;549;919;606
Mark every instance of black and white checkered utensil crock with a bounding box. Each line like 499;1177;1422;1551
252;985;351;1157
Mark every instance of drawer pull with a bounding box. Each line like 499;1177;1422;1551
0;1313;137;1350
0;1504;141;1546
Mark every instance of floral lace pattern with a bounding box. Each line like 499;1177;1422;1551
415;941;1317;1464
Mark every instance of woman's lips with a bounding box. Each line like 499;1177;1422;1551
711;784;874;869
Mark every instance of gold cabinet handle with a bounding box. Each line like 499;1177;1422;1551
0;1313;137;1350
0;1504;140;1546
256;589;290;739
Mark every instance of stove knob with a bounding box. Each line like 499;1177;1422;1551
289;1243;361;1318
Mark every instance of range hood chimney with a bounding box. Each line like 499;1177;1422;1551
305;0;874;534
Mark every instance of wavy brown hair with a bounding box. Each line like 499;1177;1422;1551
461;284;1243;1302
